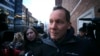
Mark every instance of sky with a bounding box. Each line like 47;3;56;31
23;0;55;24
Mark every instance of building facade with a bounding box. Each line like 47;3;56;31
22;5;38;27
55;0;100;35
0;0;38;32
0;0;15;30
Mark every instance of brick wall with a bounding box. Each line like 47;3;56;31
61;0;100;35
62;0;80;12
94;0;100;17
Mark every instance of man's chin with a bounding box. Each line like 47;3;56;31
51;35;58;40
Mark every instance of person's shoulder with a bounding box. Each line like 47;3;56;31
73;35;92;44
36;38;43;44
77;36;96;47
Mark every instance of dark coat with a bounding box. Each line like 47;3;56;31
0;22;8;32
22;38;43;56
39;32;98;56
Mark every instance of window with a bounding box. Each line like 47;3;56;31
77;7;95;33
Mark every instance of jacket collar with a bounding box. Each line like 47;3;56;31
42;37;57;48
42;32;79;48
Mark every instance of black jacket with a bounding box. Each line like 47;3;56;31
39;32;98;56
0;22;8;32
22;38;43;56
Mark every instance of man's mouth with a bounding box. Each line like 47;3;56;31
51;32;58;35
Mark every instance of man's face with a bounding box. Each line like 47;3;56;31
49;10;70;40
79;31;85;37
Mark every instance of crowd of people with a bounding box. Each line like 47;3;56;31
0;6;99;56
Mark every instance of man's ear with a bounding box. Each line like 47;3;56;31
67;22;71;29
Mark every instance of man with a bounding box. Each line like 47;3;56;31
77;27;87;39
39;6;98;56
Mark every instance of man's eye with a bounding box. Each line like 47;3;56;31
56;20;63;24
50;20;53;23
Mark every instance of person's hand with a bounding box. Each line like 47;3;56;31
19;50;25;56
25;51;34;56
